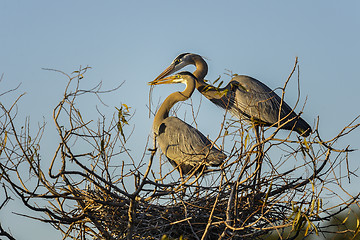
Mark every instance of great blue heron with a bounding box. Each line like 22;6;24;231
154;53;312;137
149;71;227;175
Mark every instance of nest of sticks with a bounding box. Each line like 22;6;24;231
82;184;285;240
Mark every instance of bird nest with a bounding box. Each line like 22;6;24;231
81;183;286;240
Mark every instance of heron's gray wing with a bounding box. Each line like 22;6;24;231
201;76;294;123
228;75;310;133
156;117;226;170
230;75;293;122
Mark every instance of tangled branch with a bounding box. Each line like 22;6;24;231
0;65;359;239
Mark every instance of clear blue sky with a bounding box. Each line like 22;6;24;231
1;1;359;239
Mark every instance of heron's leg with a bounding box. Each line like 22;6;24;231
196;180;200;198
178;166;187;197
194;167;204;198
253;124;264;189
179;166;184;182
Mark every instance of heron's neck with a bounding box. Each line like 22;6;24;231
193;57;208;88
192;57;226;97
153;79;195;131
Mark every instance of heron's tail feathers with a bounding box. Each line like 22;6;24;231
295;117;312;137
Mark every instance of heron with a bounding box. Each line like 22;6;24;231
154;53;312;137
149;71;227;176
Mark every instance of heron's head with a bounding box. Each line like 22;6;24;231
149;71;197;86
154;53;200;81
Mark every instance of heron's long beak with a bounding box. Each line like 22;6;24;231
148;75;178;85
153;62;176;81
148;75;177;86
